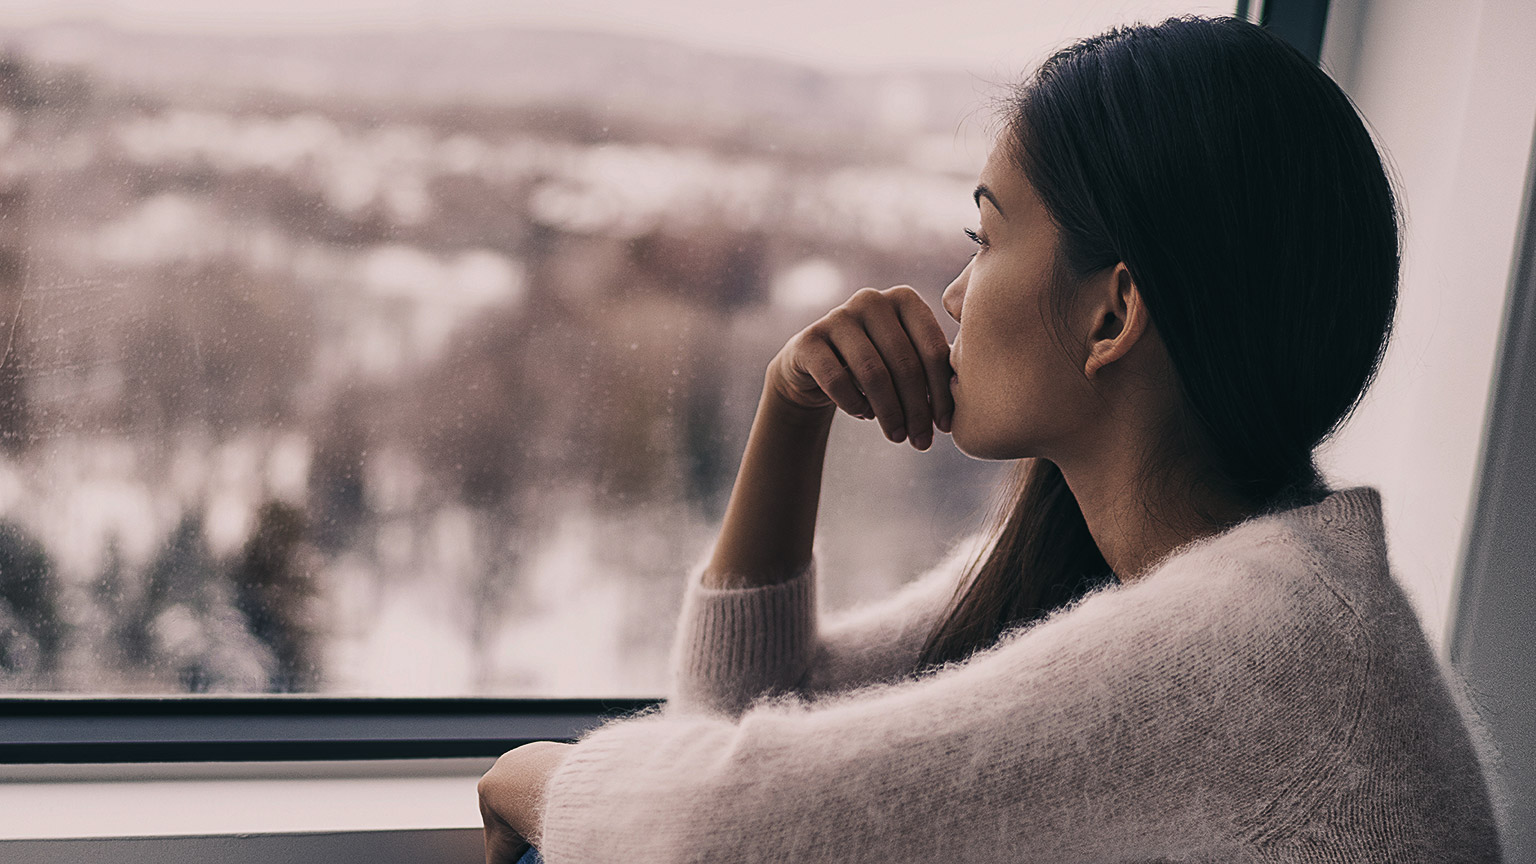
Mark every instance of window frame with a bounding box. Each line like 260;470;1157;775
0;696;659;763
1259;0;1333;63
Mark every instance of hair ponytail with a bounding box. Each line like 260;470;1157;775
917;459;1106;670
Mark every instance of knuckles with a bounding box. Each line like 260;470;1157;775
850;358;887;381
476;772;495;807
850;285;918;309
887;354;923;377
478;749;519;795
817;307;852;330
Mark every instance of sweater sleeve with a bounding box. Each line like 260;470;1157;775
665;534;986;718
540;539;1370;863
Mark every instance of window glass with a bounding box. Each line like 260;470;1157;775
0;0;1234;695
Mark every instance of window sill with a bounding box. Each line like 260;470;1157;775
0;758;495;863
0;829;485;864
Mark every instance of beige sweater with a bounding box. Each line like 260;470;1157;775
538;486;1503;862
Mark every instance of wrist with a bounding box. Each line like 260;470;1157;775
760;377;836;428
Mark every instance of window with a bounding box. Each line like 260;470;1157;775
0;0;1238;702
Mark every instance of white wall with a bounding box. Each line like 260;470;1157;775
1317;0;1536;651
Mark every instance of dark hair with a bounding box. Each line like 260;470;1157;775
916;15;1401;671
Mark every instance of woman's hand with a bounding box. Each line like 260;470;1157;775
766;285;953;450
478;740;576;864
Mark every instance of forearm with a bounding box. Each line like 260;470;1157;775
703;375;835;589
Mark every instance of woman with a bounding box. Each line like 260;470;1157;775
479;15;1504;863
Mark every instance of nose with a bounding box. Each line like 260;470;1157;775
942;259;970;323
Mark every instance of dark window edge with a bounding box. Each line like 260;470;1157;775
0;696;663;763
1;827;484;863
1262;0;1333;64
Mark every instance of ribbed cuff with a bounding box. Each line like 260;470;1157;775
666;556;817;718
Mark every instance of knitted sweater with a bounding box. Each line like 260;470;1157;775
538;486;1503;862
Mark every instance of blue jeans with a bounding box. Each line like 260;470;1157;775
516;846;544;864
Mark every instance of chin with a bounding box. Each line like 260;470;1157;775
950;412;1037;462
949;420;1012;461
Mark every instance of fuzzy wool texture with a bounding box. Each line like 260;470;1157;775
538;487;1504;862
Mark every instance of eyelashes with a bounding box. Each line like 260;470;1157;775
963;227;987;255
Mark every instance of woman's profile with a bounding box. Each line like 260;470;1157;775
478;14;1505;862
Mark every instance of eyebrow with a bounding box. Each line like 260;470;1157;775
973;184;1005;219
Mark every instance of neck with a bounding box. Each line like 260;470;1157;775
1054;451;1256;585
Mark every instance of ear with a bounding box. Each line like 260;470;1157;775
1083;263;1150;379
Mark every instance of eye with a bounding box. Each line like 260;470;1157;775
963;227;988;254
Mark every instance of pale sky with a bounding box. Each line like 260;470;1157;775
2;0;1237;72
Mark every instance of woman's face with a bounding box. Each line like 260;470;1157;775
941;141;1098;461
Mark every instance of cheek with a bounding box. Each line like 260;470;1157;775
951;294;1080;459
952;331;1039;456
962;289;1053;400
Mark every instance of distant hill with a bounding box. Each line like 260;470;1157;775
0;23;1003;144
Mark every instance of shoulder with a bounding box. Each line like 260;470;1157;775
1066;492;1384;741
1144;487;1392;630
1119;515;1370;658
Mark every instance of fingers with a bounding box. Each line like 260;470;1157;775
811;302;904;441
835;286;950;449
798;335;875;419
850;289;932;447
891;286;954;435
837;326;908;442
482;824;530;864
789;285;951;450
